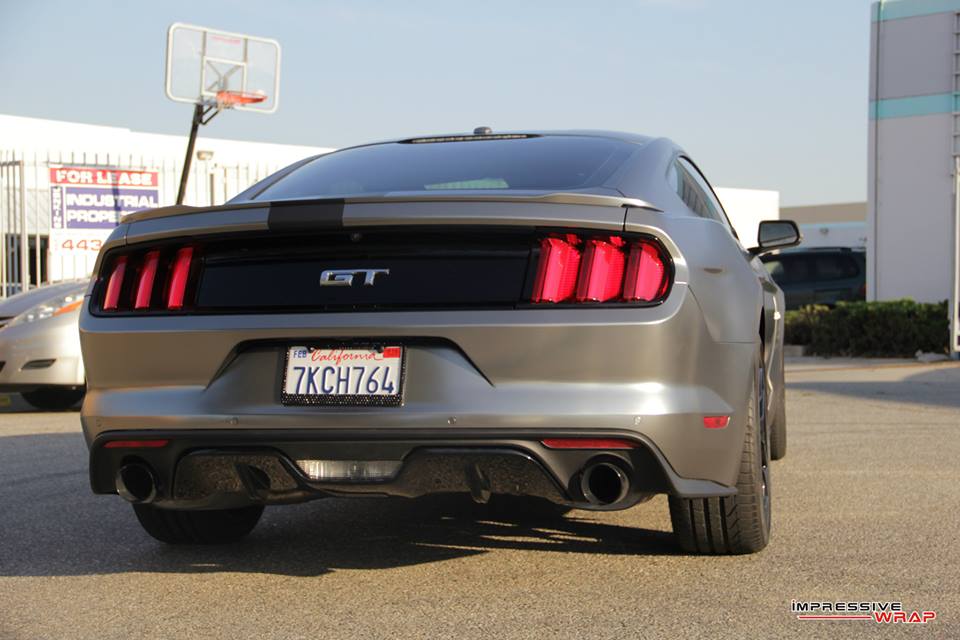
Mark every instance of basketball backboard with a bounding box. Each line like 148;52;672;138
165;23;281;113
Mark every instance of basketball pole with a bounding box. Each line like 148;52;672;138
176;102;221;205
176;104;204;206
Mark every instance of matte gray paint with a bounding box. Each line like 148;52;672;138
80;300;756;487
625;208;761;344
81;132;784;503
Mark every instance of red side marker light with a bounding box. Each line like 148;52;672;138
541;438;638;450
103;439;170;449
703;416;730;429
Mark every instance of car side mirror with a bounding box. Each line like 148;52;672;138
750;220;801;255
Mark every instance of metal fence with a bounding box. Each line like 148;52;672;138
0;149;280;297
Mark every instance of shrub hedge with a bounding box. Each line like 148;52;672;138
783;299;949;357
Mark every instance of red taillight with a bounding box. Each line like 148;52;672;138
100;246;197;312
134;250;160;310
703;416;730;429
103;439;170;449
103;256;128;311
532;237;581;303
531;234;670;305
541;438;638;450
575;238;625;302
623;241;668;302
166;247;194;310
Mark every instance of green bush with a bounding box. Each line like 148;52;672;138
783;299;949;357
783;304;829;346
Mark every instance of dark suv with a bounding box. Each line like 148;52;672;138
760;247;865;310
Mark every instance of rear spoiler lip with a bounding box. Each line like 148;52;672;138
120;191;662;224
338;192;660;211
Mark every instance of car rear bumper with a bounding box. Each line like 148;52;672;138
81;288;759;496
89;428;736;511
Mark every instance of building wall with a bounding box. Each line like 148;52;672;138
0;114;329;173
0;114;332;223
869;2;958;309
781;202;866;225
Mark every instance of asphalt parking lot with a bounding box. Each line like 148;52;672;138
1;359;958;639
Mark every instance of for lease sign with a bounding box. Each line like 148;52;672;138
50;166;160;229
48;165;161;281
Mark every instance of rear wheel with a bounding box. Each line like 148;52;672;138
22;386;85;411
770;374;787;460
132;504;264;544
668;355;771;554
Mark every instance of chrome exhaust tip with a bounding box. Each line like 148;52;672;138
580;461;630;506
116;463;158;504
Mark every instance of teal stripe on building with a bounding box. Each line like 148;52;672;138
870;92;959;119
873;0;960;21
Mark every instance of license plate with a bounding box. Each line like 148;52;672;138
282;346;404;406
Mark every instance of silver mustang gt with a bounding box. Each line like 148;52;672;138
79;131;799;554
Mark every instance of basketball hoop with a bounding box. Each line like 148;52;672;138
165;23;281;204
216;90;268;109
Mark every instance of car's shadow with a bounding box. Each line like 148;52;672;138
0;392;82;413
787;364;960;409
0;432;680;579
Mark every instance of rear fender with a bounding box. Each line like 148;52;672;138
625;209;761;344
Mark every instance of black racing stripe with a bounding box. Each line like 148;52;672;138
267;199;345;231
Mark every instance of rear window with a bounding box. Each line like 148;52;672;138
251;136;635;201
813;254;860;280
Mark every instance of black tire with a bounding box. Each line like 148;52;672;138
668;356;771;554
132;503;264;544
769;372;787;460
22;386;85;411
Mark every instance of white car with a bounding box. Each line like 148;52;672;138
0;281;87;410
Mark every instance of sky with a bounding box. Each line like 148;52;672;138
0;0;875;206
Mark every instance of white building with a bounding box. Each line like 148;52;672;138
869;0;960;352
714;187;780;249
0;113;331;287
